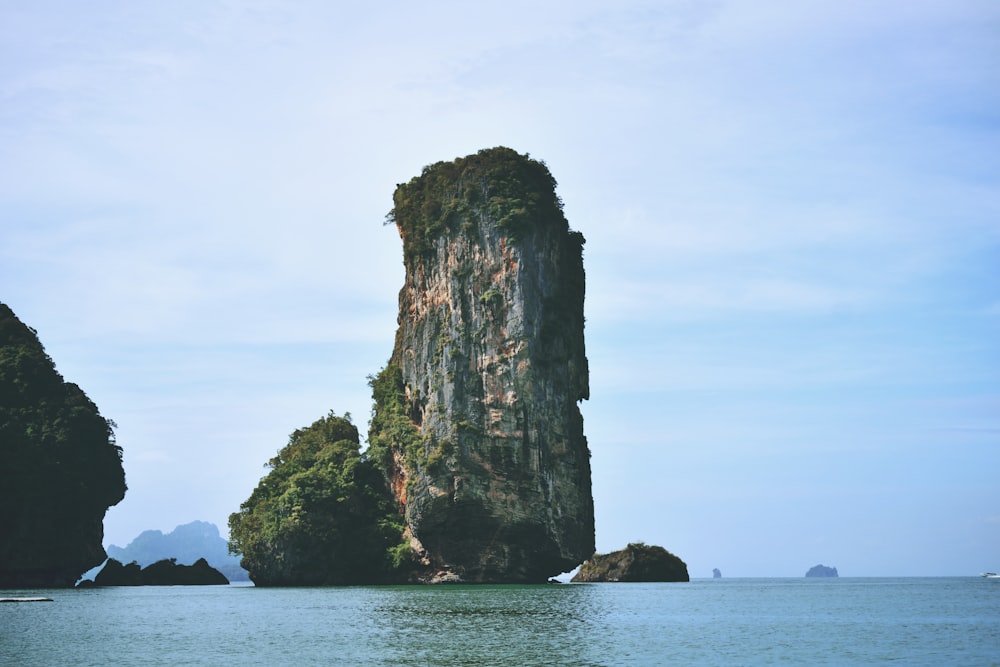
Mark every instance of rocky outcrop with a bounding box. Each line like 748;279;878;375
805;564;839;578
571;543;690;582
83;558;228;586
368;147;594;583
0;303;126;588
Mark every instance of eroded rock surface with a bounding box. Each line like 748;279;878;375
368;147;594;582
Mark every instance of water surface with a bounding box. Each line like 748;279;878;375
2;578;997;665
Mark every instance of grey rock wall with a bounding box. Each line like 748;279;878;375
374;148;594;582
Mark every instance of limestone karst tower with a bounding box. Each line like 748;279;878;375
368;147;594;582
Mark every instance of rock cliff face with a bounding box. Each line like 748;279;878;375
368;147;594;583
0;303;126;588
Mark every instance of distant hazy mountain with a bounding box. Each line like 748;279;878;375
805;564;839;578
106;521;248;581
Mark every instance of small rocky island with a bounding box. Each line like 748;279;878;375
80;558;228;586
805;564;839;578
0;303;127;588
571;543;689;582
230;147;595;585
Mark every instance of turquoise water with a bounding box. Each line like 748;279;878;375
2;578;998;665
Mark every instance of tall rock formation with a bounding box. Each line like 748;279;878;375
368;147;594;582
0;303;126;587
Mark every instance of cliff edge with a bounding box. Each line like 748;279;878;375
368;147;594;582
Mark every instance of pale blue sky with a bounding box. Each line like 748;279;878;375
2;1;997;577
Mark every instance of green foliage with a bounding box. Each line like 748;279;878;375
367;364;423;471
228;411;408;586
387;146;569;262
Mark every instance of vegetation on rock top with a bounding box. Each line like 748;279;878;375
388;146;572;262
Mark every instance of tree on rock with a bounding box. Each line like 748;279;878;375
228;412;408;586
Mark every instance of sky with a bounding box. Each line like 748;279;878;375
2;0;998;578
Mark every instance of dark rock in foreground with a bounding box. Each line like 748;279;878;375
0;303;126;589
82;558;229;586
805;564;839;578
571;543;689;582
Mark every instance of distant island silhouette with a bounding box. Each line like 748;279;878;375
104;521;248;582
79;557;228;586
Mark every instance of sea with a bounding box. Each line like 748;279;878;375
2;577;998;665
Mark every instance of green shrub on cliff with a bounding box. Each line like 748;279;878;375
388;146;568;261
0;303;126;588
228;411;408;585
367;364;422;471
